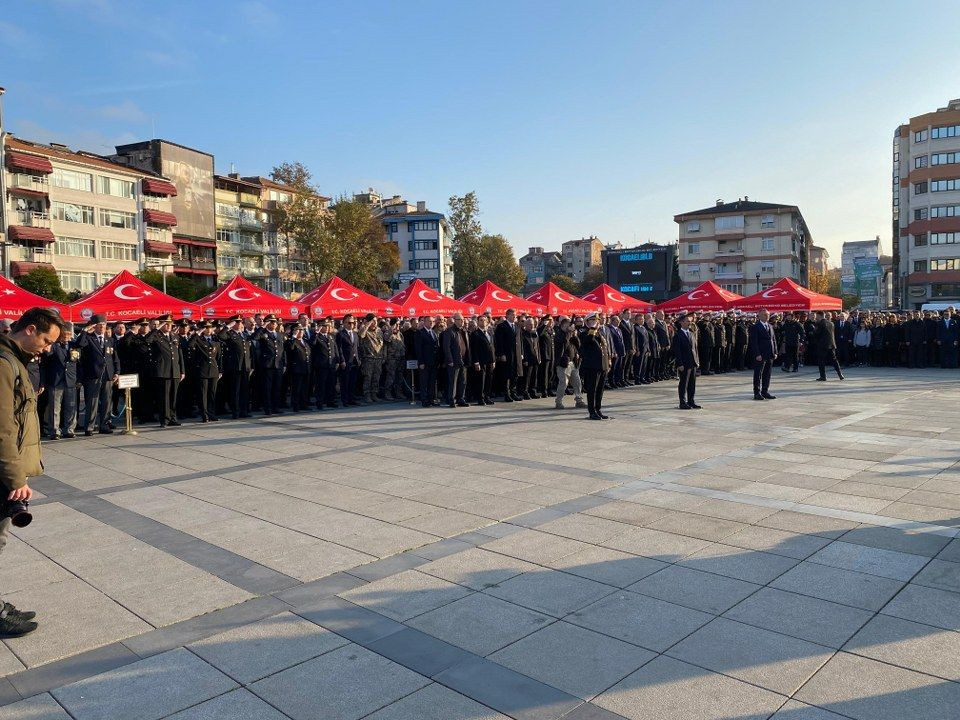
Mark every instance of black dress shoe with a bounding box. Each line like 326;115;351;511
761;393;776;399
3;602;35;621
838;374;845;380
63;432;75;439
0;613;37;638
168;420;182;426
502;396;513;402
816;377;826;381
678;403;691;410
599;413;610;419
456;401;469;407
754;394;765;401
201;418;209;423
209;416;219;421
689;403;702;409
84;429;94;436
589;412;603;420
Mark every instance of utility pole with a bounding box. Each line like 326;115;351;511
0;87;10;279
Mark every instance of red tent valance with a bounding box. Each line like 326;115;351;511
197;274;308;320
389;279;477;317
459;280;544;316
657;281;743;313
525;281;602;316
10;262;55;278
0;274;70;321
6;151;53;174
732;277;842;312
70;270;200;322
144;240;177;254
300;277;401;319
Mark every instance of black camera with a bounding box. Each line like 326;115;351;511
2;500;32;528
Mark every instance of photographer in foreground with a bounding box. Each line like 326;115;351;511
0;307;65;638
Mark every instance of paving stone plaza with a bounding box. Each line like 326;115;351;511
1;368;959;720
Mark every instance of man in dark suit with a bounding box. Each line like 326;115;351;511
937;307;959;368
413;315;440;407
749;309;778;400
632;316;650;384
441;313;471;407
311;318;342;410
336;314;360;406
285;325;311;411
519;317;542;399
469;315;496;405
75;314;120;435
619;310;635;385
217;315;253;418
814;310;844;381
254;314;285;414
578;313;610;420
493;309;523;401
188;321;221;422
145;314;185;427
673;313;700;410
41;322;78;439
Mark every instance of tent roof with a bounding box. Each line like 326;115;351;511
732;277;842;312
389;279;478;317
524;282;602;316
656;281;743;312
197;275;307;320
458;280;544;316
581;284;656;314
0;274;70;321
69;270;201;322
300;277;401;319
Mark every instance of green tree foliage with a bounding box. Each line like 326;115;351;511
15;266;67;302
577;266;604;295
448;193;525;296
477;234;526;294
549;274;578;294
138;269;207;302
842;293;862;310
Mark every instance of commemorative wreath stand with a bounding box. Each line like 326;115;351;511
116;374;139;436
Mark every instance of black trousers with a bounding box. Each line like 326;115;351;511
907;343;925;368
419;365;437;406
196;377;218;420
581;367;606;415
339;364;358;404
314;364;337;407
155;376;180;423
445;365;466;405
634;353;648;382
782;345;799;372
500;366;519;399
753;359;772;395
644;355;658;383
678;367;696;405
522;362;539;396
290;372;309;410
539;359;554;394
699;348;712;374
223;370;250;417
818;349;843;379
471;364;493;402
261;368;283;413
81;377;111;432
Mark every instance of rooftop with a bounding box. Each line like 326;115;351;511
5;136;166;177
675;199;799;220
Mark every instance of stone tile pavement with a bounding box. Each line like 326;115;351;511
1;367;959;718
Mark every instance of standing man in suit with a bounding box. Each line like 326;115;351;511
937;307;959;369
336;314;360;406
578;313;610;420
285;325;311;411
494;309;523;401
311;318;342;410
146;314;185;427
75;314;120;435
217;315;253;419
41;322;78;439
673;312;700;410
441;312;471;408
469;315;496;405
254;314;285;415
414;315;440;407
814;310;844;381
189;321;221;422
749;309;778;401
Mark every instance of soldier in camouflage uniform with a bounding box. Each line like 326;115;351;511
381;320;407;400
358;313;385;404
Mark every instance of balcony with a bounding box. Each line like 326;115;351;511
239;214;262;229
7;244;53;264
8;173;49;196
239;192;259;207
714;246;744;260
142;196;163;211
239;240;265;254
146;227;172;244
15;210;50;228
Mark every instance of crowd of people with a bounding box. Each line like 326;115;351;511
0;303;958;437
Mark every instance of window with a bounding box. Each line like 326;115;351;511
914;182;928;195
408;220;438;232
915;156;929;169
931;179;960;192
931;259;960;271
50;168;92;192
686;221;701;233
216;203;239;218
411;259;439;270
55;236;95;258
914;129;928;142
98;208;137;230
687;264;700;276
218;254;239;269
914;207;929;221
413;240;437;251
217;228;239;244
914;260;927;272
931;152;960;166
931;232;960;245
715;215;744;230
100;241;138;261
97;176;134;198
719;283;742;294
761;237;775;251
52;201;95;224
388;222;398;233
931;124;960;139
760;261;775;273
914;233;928;247
931;205;960;218
687;243;700;256
760;214;775;228
931;283;960;297
57;271;97;293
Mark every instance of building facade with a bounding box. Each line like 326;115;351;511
111;140;217;287
892;98;960;309
840;238;884;310
674;198;811;294
2;136;176;294
213;174;267;287
519;246;563;292
809;245;829;274
561;236;603;282
373;196;453;295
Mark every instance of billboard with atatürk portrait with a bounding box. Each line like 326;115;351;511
160;143;215;240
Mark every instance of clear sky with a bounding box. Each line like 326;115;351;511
3;0;959;263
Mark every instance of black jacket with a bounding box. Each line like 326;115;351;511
814;319;837;351
145;330;184;379
217;329;252;373
414;327;441;367
469;327;496;366
312;333;341;369
75;331;120;382
494;320;523;375
255;329;286;371
673;326;699;368
441;326;471;367
578;328;610;371
285;337;311;374
554;330;580;368
42;341;78;388
188;334;220;379
749;321;777;361
782;319;804;347
336;328;360;367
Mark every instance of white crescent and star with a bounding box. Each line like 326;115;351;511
114;283;151;301
330;288;359;301
490;290;513;302
418;289;440;303
553;291;572;303
762;288;788;298
608;291;628;303
2;289;14;296
687;289;707;300
227;288;261;302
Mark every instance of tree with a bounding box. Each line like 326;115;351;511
138;269;207;302
549;274;578;294
809;268;841;297
478;234;526;294
842;293;861;310
270;162;335;285
326;196;400;294
577;266;604;295
15;266;67;302
449;192;484;297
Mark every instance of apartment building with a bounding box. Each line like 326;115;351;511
374;195;453;294
112;140;217;287
519;247;563;292
674;198;811;294
561;236;603;282
892;98;960;308
213;174;267;286
809;245;829;274
2;136;177;294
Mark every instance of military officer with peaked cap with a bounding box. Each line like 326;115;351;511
189;320;221;422
253;314;285;415
217;314;253;419
145;314;185;427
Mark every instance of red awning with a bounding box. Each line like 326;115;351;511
174;236;216;248
178;268;217;276
0;274;70;320
459;280;544;316
581;284;656;314
525;281;602;316
7;187;48;200
69;269;201;322
143;209;178;227
144;240;178;254
7;226;55;243
9;261;55;278
657;281;744;313
389;279;478;317
197;274;308;320
142;178;178;196
300;277;401;319
732;277;842;312
6;151;53;175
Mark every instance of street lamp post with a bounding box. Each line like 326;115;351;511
756;272;761;292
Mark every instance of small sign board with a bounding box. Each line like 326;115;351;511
406;360;420;370
117;374;140;389
397;272;417;282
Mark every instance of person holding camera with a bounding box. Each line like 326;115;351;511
0;307;66;637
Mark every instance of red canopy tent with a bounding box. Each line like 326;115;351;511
197;274;307;320
301;276;401;319
0;274;70;321
69;270;201;323
581;284;656;314
459;280;544;316
525;281;602;316
389;279;477;317
732;277;842;312
656;281;743;313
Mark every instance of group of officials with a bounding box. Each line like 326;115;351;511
3;303;959;437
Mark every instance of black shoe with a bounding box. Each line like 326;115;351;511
456;401;469;407
0;613;37;638
816;377;827;382
754;394;765;401
838;374;845;380
599;413;610;419
502;396;514;402
689;403;702;409
201;418;209;423
240;413;252;418
679;403;691;410
761;393;776;400
589;412;603;420
209;416;219;421
63;432;75;439
168;420;182;426
84;429;94;436
447;403;457;408
3;603;35;621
